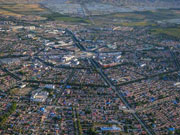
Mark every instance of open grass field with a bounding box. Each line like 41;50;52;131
98;9;180;20
139;10;180;20
92;9;180;26
112;12;145;20
42;13;91;23
55;16;91;23
151;27;180;38
120;21;156;27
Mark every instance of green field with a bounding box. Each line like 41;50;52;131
92;9;180;26
99;9;180;20
151;27;180;38
134;10;178;20
42;13;91;23
111;12;145;20
120;21;156;27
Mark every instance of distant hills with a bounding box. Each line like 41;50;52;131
1;0;179;8
71;0;180;7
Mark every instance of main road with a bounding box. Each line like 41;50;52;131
66;28;154;135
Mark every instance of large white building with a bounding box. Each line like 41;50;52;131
31;90;49;102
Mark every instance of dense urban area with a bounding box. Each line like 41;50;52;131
0;0;180;135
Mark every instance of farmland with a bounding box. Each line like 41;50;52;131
151;27;180;38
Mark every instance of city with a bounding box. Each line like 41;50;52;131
0;0;180;135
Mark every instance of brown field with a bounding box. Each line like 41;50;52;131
0;9;22;17
0;0;42;3
0;4;45;12
10;87;33;96
0;3;46;19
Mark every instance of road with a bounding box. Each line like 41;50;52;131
89;58;154;135
0;100;71;109
81;3;95;25
168;47;180;70
0;24;173;135
53;69;75;104
0;64;22;81
66;28;154;135
35;57;89;70
65;29;86;51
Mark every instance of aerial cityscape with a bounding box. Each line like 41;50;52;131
0;0;180;135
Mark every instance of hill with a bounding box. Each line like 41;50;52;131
71;0;180;7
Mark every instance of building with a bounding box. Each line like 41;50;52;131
31;90;49;102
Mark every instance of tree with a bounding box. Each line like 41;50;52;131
85;107;91;114
77;119;83;135
175;129;180;135
0;102;17;127
124;125;128;132
87;127;97;135
87;122;97;135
